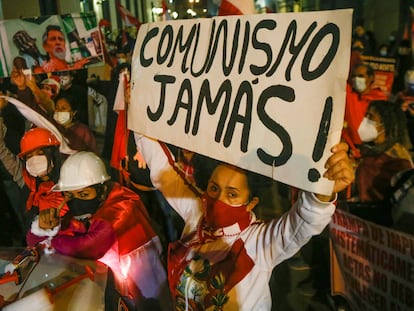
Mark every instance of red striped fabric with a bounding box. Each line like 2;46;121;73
218;0;255;16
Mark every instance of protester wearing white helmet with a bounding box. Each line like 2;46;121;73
53;149;109;192
26;151;172;310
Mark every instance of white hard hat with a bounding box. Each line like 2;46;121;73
53;151;110;192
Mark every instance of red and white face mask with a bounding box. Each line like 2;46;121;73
202;193;251;230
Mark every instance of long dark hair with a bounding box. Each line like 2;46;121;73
55;94;79;120
373;100;409;145
362;100;411;155
42;146;62;183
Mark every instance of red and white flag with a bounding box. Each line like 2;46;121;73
2;96;75;155
110;71;129;169
116;3;142;28
218;0;256;16
161;0;172;21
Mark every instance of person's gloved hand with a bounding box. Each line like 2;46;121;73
37;190;64;211
35;182;66;229
35;182;64;210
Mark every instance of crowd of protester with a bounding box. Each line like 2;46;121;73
342;22;414;235
0;13;413;310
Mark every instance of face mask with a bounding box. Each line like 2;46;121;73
352;76;367;93
53;111;72;125
67;197;100;217
26;155;49;177
358;117;379;142
202;193;251;230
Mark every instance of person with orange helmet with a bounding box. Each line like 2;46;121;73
0;103;67;233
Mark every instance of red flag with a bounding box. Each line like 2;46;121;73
218;0;255;16
161;0;168;14
110;71;129;170
161;0;172;20
116;3;142;29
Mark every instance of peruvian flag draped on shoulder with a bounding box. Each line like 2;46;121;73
218;0;256;16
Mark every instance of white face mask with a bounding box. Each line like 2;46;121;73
26;155;49;177
352;76;367;93
53;111;72;125
358;117;379;142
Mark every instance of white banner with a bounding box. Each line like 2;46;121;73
129;9;352;195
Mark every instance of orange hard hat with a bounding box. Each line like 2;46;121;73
19;128;60;158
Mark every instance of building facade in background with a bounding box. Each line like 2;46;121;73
0;0;411;60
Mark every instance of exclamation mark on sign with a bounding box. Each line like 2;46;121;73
308;97;333;182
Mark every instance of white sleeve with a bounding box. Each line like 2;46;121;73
133;133;202;235
247;191;335;268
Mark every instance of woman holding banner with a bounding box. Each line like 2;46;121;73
133;133;354;310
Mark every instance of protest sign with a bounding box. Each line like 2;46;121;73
361;55;396;97
129;9;352;195
330;209;414;311
0;12;103;77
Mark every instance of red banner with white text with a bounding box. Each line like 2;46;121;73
361;55;396;97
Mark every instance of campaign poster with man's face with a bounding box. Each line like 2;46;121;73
0;12;104;77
